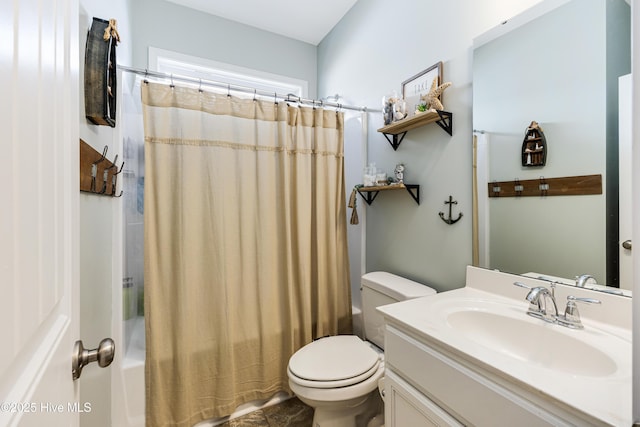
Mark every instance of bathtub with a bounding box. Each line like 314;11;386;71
113;316;145;427
113;316;293;426
112;308;363;426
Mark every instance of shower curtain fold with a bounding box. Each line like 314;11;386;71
141;82;352;427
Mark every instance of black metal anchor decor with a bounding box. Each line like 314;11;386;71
439;195;463;225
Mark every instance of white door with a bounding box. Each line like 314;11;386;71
619;74;632;290
0;0;81;426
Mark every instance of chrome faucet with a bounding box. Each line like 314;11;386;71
555;295;601;329
513;282;601;329
525;286;558;323
513;282;558;323
575;274;597;287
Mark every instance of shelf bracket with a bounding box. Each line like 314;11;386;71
435;110;453;136
405;184;420;205
356;189;380;205
356;184;420;205
382;131;407;151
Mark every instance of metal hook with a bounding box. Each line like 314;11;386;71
90;146;108;192
514;178;523;195
99;154;121;196
285;93;296;105
539;176;549;196
492;180;501;196
114;161;125;175
99;167;109;194
106;154;118;172
99;153;118;195
111;160;125;197
96;145;108;162
286;94;300;107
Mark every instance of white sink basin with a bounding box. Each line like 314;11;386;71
446;310;617;377
377;269;633;426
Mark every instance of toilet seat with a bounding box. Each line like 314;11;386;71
288;360;381;389
288;336;381;389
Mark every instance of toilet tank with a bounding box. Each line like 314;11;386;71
361;272;436;349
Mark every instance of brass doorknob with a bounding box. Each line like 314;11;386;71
72;338;115;380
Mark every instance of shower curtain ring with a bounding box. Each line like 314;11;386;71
227;84;231;98
170;74;174;88
253;89;257;102
198;79;203;93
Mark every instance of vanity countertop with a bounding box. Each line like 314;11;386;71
378;266;632;426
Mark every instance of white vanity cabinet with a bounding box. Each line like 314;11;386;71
383;323;607;427
378;266;631;426
384;369;462;427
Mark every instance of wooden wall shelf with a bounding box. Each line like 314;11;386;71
521;121;547;167
487;174;601;198
377;110;453;150
357;183;420;205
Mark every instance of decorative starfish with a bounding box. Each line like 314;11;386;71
421;77;452;111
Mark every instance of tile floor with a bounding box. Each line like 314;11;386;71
217;398;314;427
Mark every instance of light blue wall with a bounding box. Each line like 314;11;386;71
129;0;318;98
126;0;553;293
318;0;544;292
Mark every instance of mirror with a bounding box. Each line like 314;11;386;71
472;0;631;293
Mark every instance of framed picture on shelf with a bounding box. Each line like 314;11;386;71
401;61;443;118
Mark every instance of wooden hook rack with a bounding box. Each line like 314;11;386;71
487;174;601;198
80;139;124;197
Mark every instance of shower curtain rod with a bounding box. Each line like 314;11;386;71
118;65;377;113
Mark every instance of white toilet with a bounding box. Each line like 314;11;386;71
287;271;436;427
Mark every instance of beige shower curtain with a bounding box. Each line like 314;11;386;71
141;82;352;427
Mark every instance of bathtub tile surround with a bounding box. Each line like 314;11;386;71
216;398;313;427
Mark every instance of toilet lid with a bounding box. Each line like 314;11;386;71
288;336;380;385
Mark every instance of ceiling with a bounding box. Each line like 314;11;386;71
165;0;359;45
